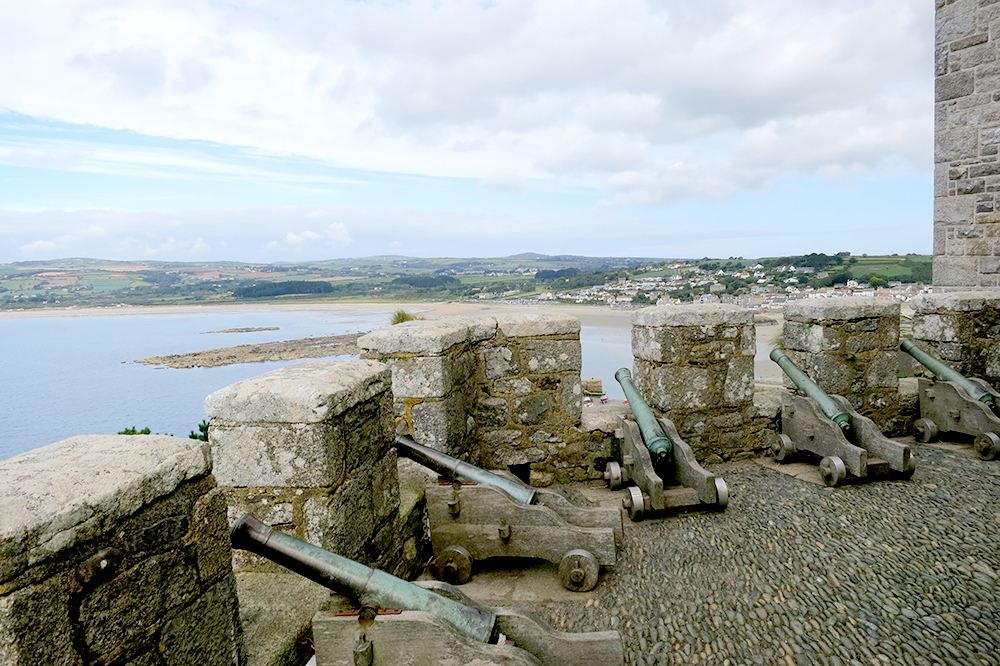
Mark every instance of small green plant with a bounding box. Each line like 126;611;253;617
390;310;421;325
118;426;151;435
189;420;209;441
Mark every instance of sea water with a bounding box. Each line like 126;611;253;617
0;308;630;460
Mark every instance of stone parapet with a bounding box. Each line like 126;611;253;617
911;291;1000;386
0;435;241;666
630;305;758;459
361;313;591;481
782;298;900;430
205;360;407;577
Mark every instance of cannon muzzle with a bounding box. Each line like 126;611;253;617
396;436;537;505
900;338;996;409
230;514;498;644
614;368;673;462
769;348;852;431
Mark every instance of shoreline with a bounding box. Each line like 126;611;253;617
0;299;642;327
0;299;785;382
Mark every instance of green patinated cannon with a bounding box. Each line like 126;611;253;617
396;436;537;505
769;349;915;485
603;368;728;520
396;436;622;592
231;514;624;666
899;339;1000;460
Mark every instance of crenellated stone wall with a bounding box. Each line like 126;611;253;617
630;305;771;460
204;359;420;580
359;313;593;480
781;298;901;431
0;435;241;666
911;291;1000;386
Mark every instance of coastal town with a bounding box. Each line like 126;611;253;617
485;255;932;310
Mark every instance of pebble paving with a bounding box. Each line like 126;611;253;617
534;443;1000;666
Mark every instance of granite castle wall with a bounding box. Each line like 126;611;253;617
359;313;601;482
629;305;774;461
0;435;242;666
912;290;1000;386
204;359;422;580
780;298;901;431
934;0;1000;286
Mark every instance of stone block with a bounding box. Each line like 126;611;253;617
740;324;756;355
865;351;901;389
637;362;713;411
493;377;532;395
782;320;842;353
477;430;525;467
440;315;498;342
80;550;198;659
783;297;899;323
0;573;80;666
912;312;963;342
936;70;974;101
410;394;469;454
494;312;581;337
480;345;519;379
786;352;853;397
476;397;509;428
937;0;976;44
913;290;1000;313
723;357;754;405
525;339;582;373
934;195;977;224
303;473;374;558
0;435;210;584
160;575;242;666
385;352;475;398
751;390;783;421
512;393;554;425
208;422;343;488
844;331;884;354
370;453;401;525
341;391;395;472
935;127;979;161
560;378;583;420
979;256;1000;273
630;325;681;363
358;319;470;355
933;255;980;286
189;487;236;585
631;304;752;328
204;360;390;423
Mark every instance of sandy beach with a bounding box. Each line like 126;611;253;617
0;300;636;325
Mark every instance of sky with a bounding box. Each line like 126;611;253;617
0;0;932;264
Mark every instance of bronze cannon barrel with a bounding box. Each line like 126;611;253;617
230;514;498;643
396;436;537;505
900;338;996;408
614;368;672;461
769;348;852;431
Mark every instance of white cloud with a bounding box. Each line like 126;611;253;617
478;173;525;193
20;240;60;257
0;0;931;206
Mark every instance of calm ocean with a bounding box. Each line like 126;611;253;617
0;307;630;460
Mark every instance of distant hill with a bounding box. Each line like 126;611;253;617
0;252;931;311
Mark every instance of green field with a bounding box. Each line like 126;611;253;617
845;255;930;280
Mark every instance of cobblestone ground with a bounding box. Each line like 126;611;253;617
536;444;1000;666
